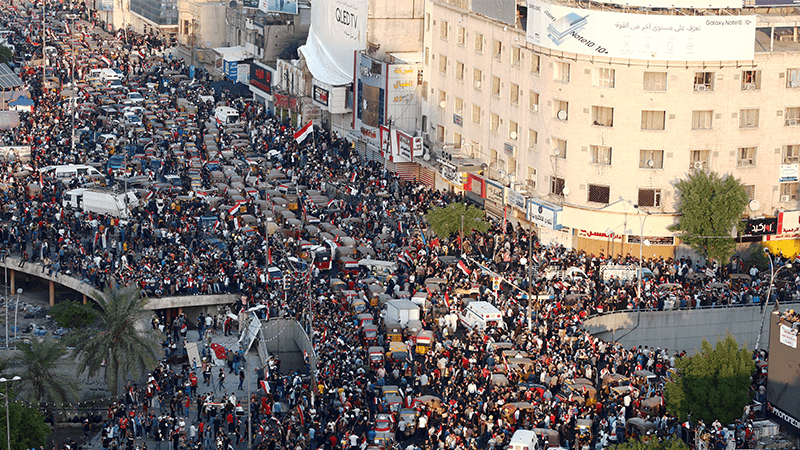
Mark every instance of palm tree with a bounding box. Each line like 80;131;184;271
68;285;160;397
12;338;75;405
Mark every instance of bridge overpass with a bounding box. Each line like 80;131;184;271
0;256;238;310
581;302;800;353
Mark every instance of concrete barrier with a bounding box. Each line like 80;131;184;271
582;303;800;353
260;318;316;376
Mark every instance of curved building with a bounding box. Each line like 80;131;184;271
421;0;800;256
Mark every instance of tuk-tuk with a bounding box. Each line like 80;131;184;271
415;330;434;354
633;369;657;388
639;397;662;418
368;346;384;370
367;283;385;307
351;298;367;313
330;278;346;292
386;323;403;342
602;373;629;389
341;290;358;304
381;385;400;397
313;248;332;271
398;408;417;436
533;428;561;449
356;313;374;327
384;394;403;412
626;418;656;439
389;341;410;362
339;257;360;276
361;324;378;345
575;419;593;446
377;293;394;308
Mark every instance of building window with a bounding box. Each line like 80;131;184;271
694;72;715;91
457;26;466;46
473;68;482;90
643;71;667;91
742;70;761;90
438;90;446;108
552;138;567;159
783;145;800;164
425;47;429;66
638;188;662;207
507;156;517;174
493;39;502;60
550;177;566;196
421;81;428;100
436;125;445;142
528;129;538;151
639;149;664;169
472;104;481;124
438;55;447;73
554;100;569;121
527;166;537;190
529;91;539;112
737;146;757;167
787;69;800;88
454;97;463;116
531;54;540;74
743;185;755;200
786;107;800;126
474;33;484;53
491;75;501;96
591;106;613;127
490;112;500;132
690;150;710;170
183;20;189;35
425;13;430;31
594;68;615;88
588;184;610;204
554;62;570;82
691;110;713;130
641;110;666;130
509;83;520;104
511;47;521;67
453;132;461;146
455;61;465;81
739;109;759;128
440;20;448;39
591;145;612;165
781;183;799;202
489;148;498;166
509;121;518;140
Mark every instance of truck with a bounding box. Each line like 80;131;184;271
600;264;655;283
81;189;140;219
459;301;504;331
384;299;420;328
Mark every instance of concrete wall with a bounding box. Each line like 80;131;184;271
582;303;800;353
260;318;316;376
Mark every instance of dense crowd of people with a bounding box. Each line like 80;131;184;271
0;2;792;450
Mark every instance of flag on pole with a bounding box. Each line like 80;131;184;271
293;120;314;143
349;172;357;183
228;201;243;215
260;380;270;394
457;258;472;276
444;291;452;309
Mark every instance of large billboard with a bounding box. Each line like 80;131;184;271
250;62;272;96
310;0;367;75
257;0;297;14
526;0;755;61
767;312;800;433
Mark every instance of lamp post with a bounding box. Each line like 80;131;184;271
633;205;651;304
13;289;21;349
0;376;20;450
754;251;792;351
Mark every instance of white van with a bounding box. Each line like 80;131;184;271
459;301;504;331
509;430;540;450
214;106;239;125
40;164;103;184
63;188;86;209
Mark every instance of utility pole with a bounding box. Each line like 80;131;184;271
527;228;533;332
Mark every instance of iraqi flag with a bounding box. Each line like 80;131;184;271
260;380;270;394
228;201;243;215
457;258;472;276
293;120;313;143
100;55;111;66
398;250;412;266
349;172;357;183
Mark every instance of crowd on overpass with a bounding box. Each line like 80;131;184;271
0;2;789;450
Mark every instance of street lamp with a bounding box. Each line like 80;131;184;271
755;250;792;350
634;204;651;304
0;376;20;450
13;289;21;349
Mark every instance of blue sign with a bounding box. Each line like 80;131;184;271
526;198;563;230
189;65;195;79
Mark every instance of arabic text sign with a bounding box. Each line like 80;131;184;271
744;217;777;236
780;164;798;182
507;189;526;211
526;0;755;61
778;210;800;238
781;324;798;348
527;198;562;230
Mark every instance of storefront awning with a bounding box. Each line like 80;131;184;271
298;25;352;87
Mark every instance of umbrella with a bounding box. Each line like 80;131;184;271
509;401;534;410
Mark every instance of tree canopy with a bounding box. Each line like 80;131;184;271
668;171;748;263
12;338;76;406
611;437;689;450
0;402;50;450
426;203;489;240
664;333;755;425
68;285;160;396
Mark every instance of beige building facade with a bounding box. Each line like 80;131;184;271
421;0;800;252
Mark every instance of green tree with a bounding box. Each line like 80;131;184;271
664;333;755;425
668;171;748;263
12;338;76;405
0;46;11;65
49;300;97;329
67;285;160;396
426;203;489;240
0;402;50;450
612;437;689;450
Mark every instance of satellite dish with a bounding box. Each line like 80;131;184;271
423;152;431;161
647;159;655;168
643;239;651;247
553;148;561;156
749;199;761;211
557;110;568;121
439;100;446;109
229;0;237;7
510;131;517;140
562;187;570;196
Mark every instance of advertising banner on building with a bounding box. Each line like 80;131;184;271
780;324;798;349
313;85;329;106
780;164;798;182
507;189;526;211
258;0;297;14
743;217;778;236
308;0;367;74
770;210;800;240
249;62;272;97
526;0;755;61
527;198;563;230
